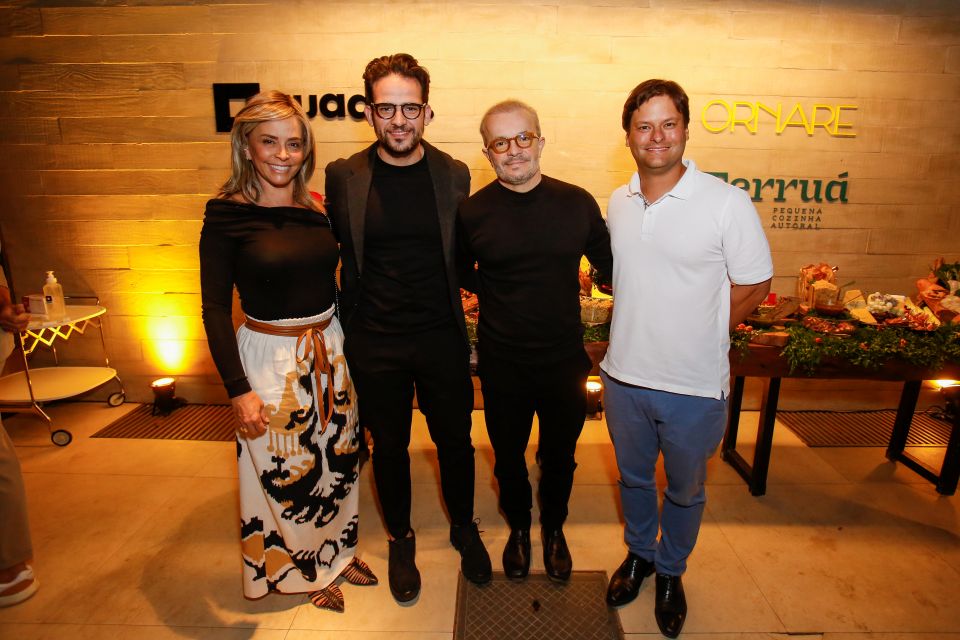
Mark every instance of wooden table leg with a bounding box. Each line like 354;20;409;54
886;380;921;461
884;380;959;495
748;377;781;496
720;376;758;489
721;376;745;459
936;405;960;495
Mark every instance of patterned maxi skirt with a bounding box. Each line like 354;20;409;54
235;305;359;597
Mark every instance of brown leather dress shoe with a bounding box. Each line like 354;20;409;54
388;532;421;602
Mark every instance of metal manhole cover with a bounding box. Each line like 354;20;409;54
454;571;623;640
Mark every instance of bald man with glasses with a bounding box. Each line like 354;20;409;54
456;99;613;583
325;53;490;604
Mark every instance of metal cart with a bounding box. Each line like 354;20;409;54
0;299;125;445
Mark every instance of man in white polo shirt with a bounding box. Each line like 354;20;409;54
601;79;772;638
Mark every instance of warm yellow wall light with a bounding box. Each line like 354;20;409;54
145;317;189;372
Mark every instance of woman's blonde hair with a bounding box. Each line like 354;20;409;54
218;90;318;210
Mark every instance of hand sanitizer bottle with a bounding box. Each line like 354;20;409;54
43;271;66;321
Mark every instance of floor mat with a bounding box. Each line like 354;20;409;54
91;404;235;441
777;410;952;447
454;571;623;640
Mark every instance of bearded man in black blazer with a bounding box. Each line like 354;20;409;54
324;53;490;604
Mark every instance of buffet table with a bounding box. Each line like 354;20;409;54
723;344;960;496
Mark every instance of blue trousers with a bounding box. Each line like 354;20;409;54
601;371;727;576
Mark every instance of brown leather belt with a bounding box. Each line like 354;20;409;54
243;315;335;429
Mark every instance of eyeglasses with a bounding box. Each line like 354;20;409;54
485;131;540;154
371;102;427;120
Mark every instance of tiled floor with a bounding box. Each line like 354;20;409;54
0;401;957;640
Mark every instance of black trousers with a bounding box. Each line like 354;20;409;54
478;347;591;530
345;324;476;539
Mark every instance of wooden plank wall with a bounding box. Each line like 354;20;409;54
0;0;957;405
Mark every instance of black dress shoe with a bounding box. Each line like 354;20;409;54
450;521;492;585
654;573;687;639
541;527;572;582
387;532;421;602
605;552;654;607
502;529;531;580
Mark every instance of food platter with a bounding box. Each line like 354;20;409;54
802;316;856;336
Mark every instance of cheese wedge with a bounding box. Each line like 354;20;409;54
904;297;940;326
848;308;877;324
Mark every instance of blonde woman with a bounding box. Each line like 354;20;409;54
200;91;375;611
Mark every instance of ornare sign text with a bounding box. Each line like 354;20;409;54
701;99;857;137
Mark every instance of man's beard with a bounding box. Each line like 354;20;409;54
376;124;423;159
494;159;539;186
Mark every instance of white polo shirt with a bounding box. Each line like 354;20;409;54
600;159;773;399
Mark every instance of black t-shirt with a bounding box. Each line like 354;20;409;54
354;154;453;333
457;176;613;362
199;198;338;397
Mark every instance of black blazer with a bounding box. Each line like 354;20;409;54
324;141;471;345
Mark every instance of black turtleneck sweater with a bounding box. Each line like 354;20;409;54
456;175;613;363
199;198;338;397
